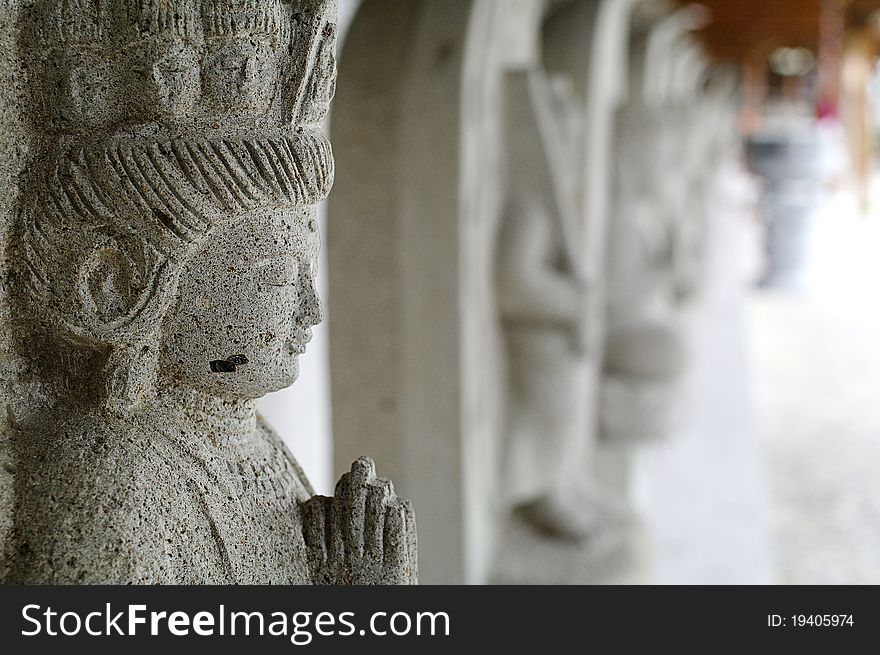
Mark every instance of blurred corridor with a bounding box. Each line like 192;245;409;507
633;147;880;585
751;179;880;584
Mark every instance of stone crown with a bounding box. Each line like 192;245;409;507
201;0;283;37
129;0;203;39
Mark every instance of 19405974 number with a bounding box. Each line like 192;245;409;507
792;615;854;628
768;614;855;628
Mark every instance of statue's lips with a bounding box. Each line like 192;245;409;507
287;328;313;356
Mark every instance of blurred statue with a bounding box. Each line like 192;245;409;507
599;7;717;447
2;0;416;584
496;70;616;540
601;104;688;445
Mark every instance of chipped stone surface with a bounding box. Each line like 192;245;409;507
1;0;416;584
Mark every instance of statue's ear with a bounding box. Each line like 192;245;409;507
78;245;139;325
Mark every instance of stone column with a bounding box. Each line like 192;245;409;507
1;0;416;585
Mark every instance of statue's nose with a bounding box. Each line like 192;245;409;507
297;272;324;327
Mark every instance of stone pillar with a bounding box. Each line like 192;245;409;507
330;0;549;585
1;0;416;585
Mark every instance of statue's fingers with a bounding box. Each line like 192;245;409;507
382;499;409;582
300;497;329;580
344;484;367;568
326;496;346;572
334;469;351;500
350;457;376;486
401;498;418;585
341;459;373;566
364;478;393;567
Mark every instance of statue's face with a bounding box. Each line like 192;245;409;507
131;35;201;121
299;25;337;125
202;35;279;115
160;206;322;400
48;50;117;130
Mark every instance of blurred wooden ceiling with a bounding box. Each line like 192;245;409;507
691;0;880;62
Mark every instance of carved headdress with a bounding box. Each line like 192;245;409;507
39;0;114;47
14;0;337;409
289;0;337;126
37;0;202;48
126;0;203;39
202;0;283;37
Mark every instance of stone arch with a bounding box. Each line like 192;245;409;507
329;0;546;584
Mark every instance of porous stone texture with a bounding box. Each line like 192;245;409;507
0;0;416;585
0;0;29;571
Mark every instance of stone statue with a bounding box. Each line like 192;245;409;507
600;103;687;445
496;70;620;541
1;0;416;584
601;31;725;447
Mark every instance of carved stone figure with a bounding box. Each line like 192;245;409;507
1;0;416;584
497;70;621;541
600;103;688;446
599;6;706;447
601;20;728;447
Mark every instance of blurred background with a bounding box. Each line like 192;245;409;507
262;0;880;584
656;0;880;584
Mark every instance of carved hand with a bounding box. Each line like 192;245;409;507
301;457;418;585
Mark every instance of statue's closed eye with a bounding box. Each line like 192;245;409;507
258;258;299;288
